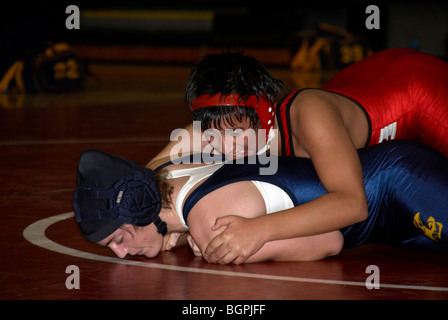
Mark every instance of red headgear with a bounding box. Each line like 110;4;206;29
190;94;275;142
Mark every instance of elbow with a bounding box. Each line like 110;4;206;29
330;189;368;225
356;196;368;223
326;232;344;257
348;193;368;224
305;231;344;261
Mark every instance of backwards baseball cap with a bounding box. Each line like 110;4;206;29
72;149;167;243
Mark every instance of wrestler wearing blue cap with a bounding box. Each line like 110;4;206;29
73;140;448;263
73;150;167;243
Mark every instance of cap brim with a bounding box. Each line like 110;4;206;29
79;218;123;243
75;149;141;242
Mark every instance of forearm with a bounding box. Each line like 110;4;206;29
146;123;205;168
245;230;344;263
259;191;367;243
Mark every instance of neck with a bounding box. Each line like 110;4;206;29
159;206;188;234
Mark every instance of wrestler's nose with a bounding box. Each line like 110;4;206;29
109;242;129;258
224;133;240;154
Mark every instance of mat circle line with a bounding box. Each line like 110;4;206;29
22;212;448;293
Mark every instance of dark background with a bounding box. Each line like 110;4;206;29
1;1;447;60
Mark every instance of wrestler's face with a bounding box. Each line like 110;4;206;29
98;223;163;259
203;117;262;159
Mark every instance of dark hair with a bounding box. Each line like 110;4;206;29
185;52;284;130
193;105;260;131
155;169;174;210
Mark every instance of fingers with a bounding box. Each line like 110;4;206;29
208;247;249;265
204;233;250;265
187;235;202;257
206;215;252;264
162;232;182;251
204;233;225;260
211;215;236;231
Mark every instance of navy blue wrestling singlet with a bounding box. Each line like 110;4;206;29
182;141;448;251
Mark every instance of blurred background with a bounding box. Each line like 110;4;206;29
0;0;447;108
1;1;447;64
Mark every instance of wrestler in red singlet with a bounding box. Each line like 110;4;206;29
276;48;448;157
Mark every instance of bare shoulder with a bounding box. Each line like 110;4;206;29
289;89;345;140
289;89;339;117
287;89;345;155
289;89;369;149
187;181;266;250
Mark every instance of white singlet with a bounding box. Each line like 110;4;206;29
166;164;294;228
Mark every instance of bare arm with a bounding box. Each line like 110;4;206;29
205;92;367;263
187;182;344;264
146;123;208;167
249;230;343;263
261;92;368;237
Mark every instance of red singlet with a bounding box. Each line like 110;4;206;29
276;48;448;157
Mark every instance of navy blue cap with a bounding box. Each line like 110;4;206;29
72;150;167;243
